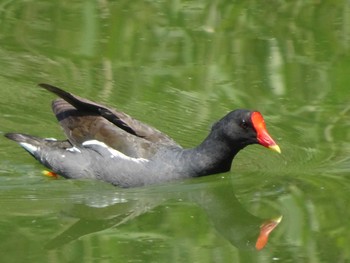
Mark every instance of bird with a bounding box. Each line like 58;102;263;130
5;84;281;187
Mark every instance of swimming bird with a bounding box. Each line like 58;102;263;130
5;84;280;187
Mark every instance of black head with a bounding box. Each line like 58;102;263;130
212;109;280;152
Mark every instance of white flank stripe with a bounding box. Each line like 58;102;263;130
44;137;57;141
66;146;82;153
83;140;149;163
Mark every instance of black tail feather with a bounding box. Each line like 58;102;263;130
38;83;138;136
5;133;41;145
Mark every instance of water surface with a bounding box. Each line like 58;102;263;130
1;1;350;262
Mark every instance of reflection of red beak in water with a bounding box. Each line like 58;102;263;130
255;215;283;250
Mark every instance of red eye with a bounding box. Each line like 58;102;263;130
240;120;248;129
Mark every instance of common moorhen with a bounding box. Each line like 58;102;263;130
5;84;281;187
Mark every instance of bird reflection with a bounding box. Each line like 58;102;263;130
45;177;282;251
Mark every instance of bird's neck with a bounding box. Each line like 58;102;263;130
184;132;245;177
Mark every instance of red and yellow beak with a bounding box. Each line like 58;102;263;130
251;112;281;154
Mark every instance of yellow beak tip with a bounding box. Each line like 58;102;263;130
268;144;281;154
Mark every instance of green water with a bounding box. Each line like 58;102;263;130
1;0;350;262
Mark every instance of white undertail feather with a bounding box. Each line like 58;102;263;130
20;142;38;155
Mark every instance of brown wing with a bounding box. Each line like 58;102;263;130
39;84;180;158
